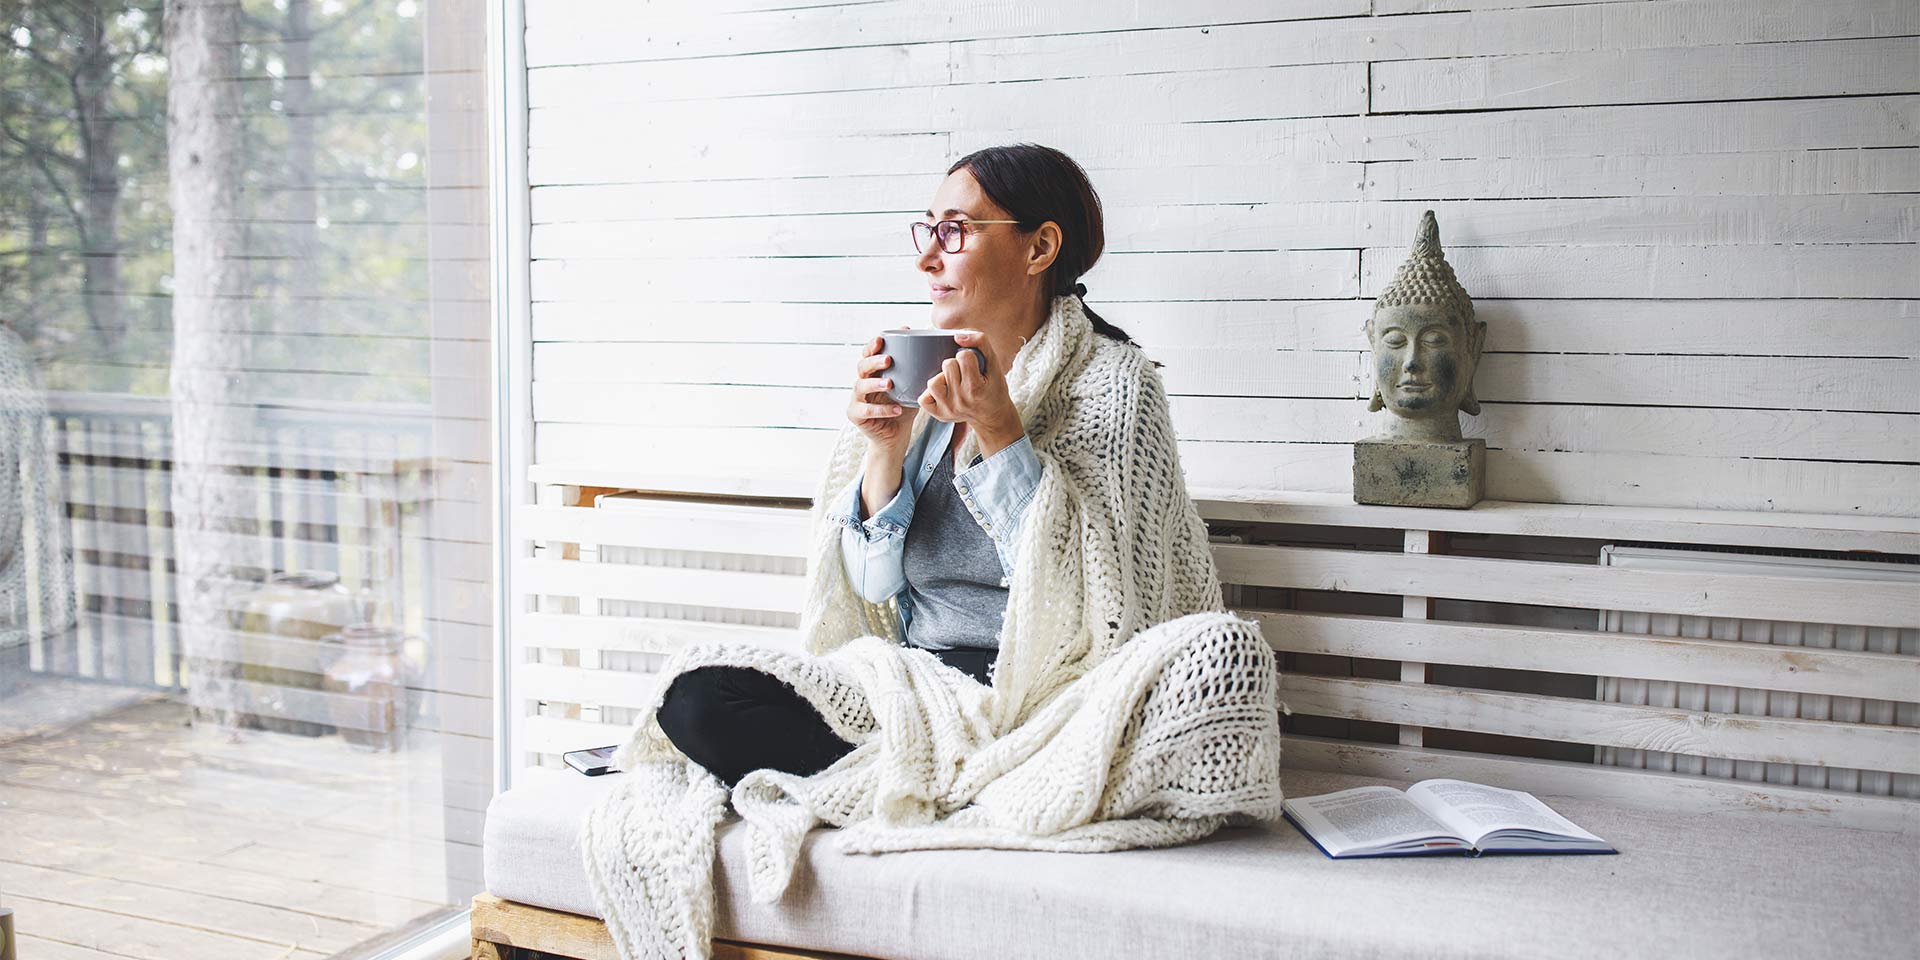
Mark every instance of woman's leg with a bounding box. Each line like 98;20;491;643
931;647;995;685
654;665;858;788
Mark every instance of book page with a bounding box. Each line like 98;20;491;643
1407;779;1602;846
1284;786;1464;855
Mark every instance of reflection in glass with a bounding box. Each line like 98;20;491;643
0;0;490;954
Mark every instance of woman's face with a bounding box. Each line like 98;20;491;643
917;169;1052;331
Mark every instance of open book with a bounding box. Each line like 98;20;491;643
1282;779;1616;858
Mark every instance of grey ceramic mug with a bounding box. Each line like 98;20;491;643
878;328;989;408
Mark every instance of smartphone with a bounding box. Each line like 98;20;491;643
563;744;620;776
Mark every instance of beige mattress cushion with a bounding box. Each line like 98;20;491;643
483;765;1918;959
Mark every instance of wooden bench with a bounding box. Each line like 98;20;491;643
475;485;1920;958
470;893;858;960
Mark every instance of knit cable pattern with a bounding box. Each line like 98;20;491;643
579;294;1286;960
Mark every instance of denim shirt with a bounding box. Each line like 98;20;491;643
824;418;1045;636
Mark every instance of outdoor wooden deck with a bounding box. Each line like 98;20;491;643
0;676;465;959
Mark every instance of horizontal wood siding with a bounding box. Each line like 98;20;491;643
520;0;1919;516
509;494;1920;830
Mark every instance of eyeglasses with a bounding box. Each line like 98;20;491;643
910;219;1022;255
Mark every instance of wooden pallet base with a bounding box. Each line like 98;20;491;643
470;893;874;960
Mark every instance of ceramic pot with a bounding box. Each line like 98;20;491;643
321;623;410;751
231;571;361;736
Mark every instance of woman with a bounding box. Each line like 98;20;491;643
584;146;1279;959
652;143;1156;788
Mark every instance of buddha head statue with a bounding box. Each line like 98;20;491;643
1364;210;1486;443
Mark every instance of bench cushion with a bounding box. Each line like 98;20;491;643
483;765;1917;959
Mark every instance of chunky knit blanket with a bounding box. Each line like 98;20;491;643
579;294;1286;960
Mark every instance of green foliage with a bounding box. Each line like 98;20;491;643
0;0;434;403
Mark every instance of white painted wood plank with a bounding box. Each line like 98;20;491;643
1357;96;1919;161
530;97;1917;183
534;246;1903;310
1362;243;1918;300
1376;0;1647;15
516;662;653;707
524;0;1369;67
530;249;1361;302
1216;544;1920;627
69;519;384;572
533;340;1918;413
1367;149;1920;199
1468;449;1920;519
527;0;1915;93
528;131;950;185
530;152;1915;236
529;298;1918;359
523;0;876;20
531;195;1918;259
1463;397;1912;472
516;503;812;556
1260;610;1920;702
531;344;1364;399
1281;674;1920;773
529;163;1366;223
50;364;454;406
530;436;1303;500
1282;735;1920;835
1196;491;1920;554
528;427;1920;516
1377;37;1920;112
532;383;1916;462
521;714;631;755
66;466;408;516
1353;400;1915;463
518;611;801;655
531;61;1368;131
1466;355;1919;414
954;0;1920;83
516;556;806;613
527;41;951;106
509;483;1920;556
525;0;1920;68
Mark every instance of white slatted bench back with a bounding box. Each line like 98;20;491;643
514;489;1920;834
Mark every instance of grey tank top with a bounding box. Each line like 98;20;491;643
900;432;1007;651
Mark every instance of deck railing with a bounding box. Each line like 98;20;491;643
25;392;437;723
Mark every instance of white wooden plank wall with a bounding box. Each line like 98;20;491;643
508;494;1920;830
418;0;494;901
520;0;1918;517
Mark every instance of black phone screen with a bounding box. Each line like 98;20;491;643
564;744;619;776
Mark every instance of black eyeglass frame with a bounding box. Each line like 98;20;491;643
910;218;1023;255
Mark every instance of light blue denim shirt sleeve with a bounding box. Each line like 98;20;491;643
951;432;1045;585
821;422;1043;602
824;464;912;604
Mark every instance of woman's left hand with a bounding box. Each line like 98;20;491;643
919;330;1018;434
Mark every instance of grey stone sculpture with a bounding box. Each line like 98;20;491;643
1353;210;1488;508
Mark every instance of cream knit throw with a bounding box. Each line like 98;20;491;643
579;294;1286;960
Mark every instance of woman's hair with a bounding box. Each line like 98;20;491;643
948;144;1160;366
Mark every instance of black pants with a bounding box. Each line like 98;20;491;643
655;647;996;789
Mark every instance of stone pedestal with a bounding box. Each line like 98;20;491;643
1353;437;1485;509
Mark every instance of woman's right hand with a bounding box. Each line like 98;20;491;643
849;332;913;448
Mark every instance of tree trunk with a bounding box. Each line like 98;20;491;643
76;1;124;351
281;0;318;335
165;0;255;732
